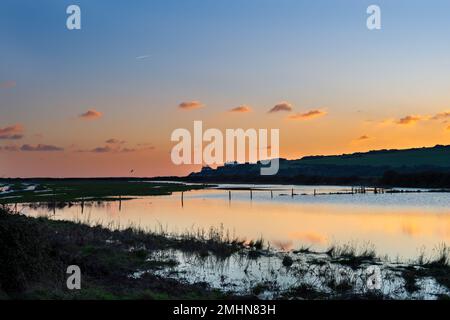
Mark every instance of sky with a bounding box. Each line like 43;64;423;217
1;0;450;177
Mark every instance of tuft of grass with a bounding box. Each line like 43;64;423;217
426;244;449;268
174;224;248;258
414;244;450;289
247;238;264;250
326;242;377;269
293;245;313;254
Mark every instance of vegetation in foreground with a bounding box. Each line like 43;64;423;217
0;207;244;300
1;207;449;300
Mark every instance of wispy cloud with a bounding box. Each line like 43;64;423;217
229;105;252;113
79;142;155;153
356;135;370;141
0;134;23;140
396;115;423;125
106;138;126;145
178;101;203;110
268;102;293;113
139;145;156;151
79;109;103;120
378;118;394;126
89;146;113;153
137;143;156;150
0;80;16;89
0;124;24;140
20;144;64;152
431;111;450;120
136;54;151;60
380;112;450;127
0;145;19;152
288;109;327;120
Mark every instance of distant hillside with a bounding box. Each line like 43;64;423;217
184;145;450;188
296;145;450;168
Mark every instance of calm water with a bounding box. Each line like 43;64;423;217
20;184;450;260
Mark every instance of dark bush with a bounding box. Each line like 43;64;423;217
0;209;62;294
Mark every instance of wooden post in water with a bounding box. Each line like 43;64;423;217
119;195;122;212
81;197;84;214
270;190;273;199
52;189;56;216
314;189;316;197
228;190;231;201
291;188;294;198
250;189;253;200
181;191;184;207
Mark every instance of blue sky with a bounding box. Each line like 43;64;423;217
3;0;450;116
1;0;450;176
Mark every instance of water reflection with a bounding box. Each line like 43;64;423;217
20;185;450;259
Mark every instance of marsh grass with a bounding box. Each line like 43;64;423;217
1;206;449;300
426;244;450;268
31;207;252;260
0;179;207;204
293;245;314;254
326;242;377;269
0;207;236;299
409;244;450;289
247;237;264;250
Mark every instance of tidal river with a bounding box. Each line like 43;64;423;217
21;184;450;260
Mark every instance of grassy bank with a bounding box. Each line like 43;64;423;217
0;179;208;204
0;207;244;300
1;207;449;300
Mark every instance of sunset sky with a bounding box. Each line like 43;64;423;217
1;0;450;177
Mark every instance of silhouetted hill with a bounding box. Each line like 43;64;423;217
296;144;450;167
183;145;450;188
